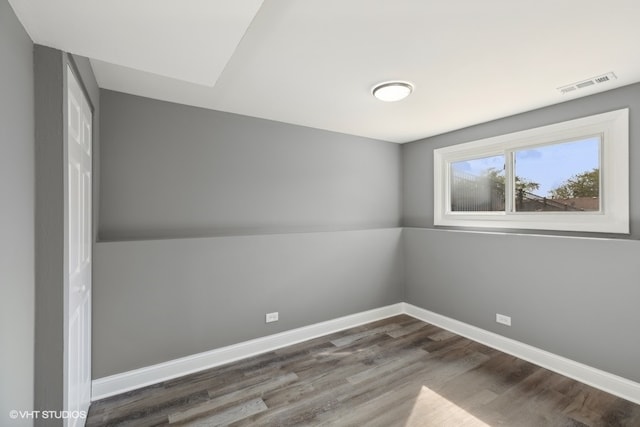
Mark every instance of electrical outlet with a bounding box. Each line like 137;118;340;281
496;313;511;326
266;312;279;323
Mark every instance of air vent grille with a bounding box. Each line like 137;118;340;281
558;72;617;94
576;80;595;89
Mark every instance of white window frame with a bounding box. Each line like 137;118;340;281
434;109;629;234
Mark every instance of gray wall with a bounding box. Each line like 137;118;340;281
99;90;401;241
0;1;34;424
402;83;640;383
94;229;403;377
404;228;640;382
34;45;100;425
403;82;640;239
94;91;403;377
34;45;64;421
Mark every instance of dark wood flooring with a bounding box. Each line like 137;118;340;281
87;315;640;426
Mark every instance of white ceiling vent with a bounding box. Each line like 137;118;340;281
558;72;617;94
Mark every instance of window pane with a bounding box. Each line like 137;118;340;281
514;137;600;212
450;155;505;212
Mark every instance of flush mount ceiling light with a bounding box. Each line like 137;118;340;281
372;81;413;102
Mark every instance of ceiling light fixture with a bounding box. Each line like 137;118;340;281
372;81;413;102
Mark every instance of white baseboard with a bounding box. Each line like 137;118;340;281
401;302;640;405
92;302;640;405
91;303;404;401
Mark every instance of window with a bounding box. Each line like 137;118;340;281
434;109;629;234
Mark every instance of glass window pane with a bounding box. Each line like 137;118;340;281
450;155;505;212
514;136;600;212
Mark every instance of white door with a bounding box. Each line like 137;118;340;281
66;65;92;426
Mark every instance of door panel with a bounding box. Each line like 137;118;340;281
66;65;92;426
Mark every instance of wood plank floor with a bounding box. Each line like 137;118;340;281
87;315;640;426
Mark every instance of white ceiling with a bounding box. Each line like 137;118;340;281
9;0;640;143
7;0;264;86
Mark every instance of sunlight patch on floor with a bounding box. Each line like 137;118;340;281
405;386;490;426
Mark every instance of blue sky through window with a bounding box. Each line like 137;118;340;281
451;136;600;197
514;136;599;197
452;155;504;175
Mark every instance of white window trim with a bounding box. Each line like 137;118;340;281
434;108;629;234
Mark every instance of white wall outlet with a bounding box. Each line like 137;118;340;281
266;312;279;323
496;313;511;326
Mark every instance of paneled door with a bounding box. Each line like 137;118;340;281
66;65;92;426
